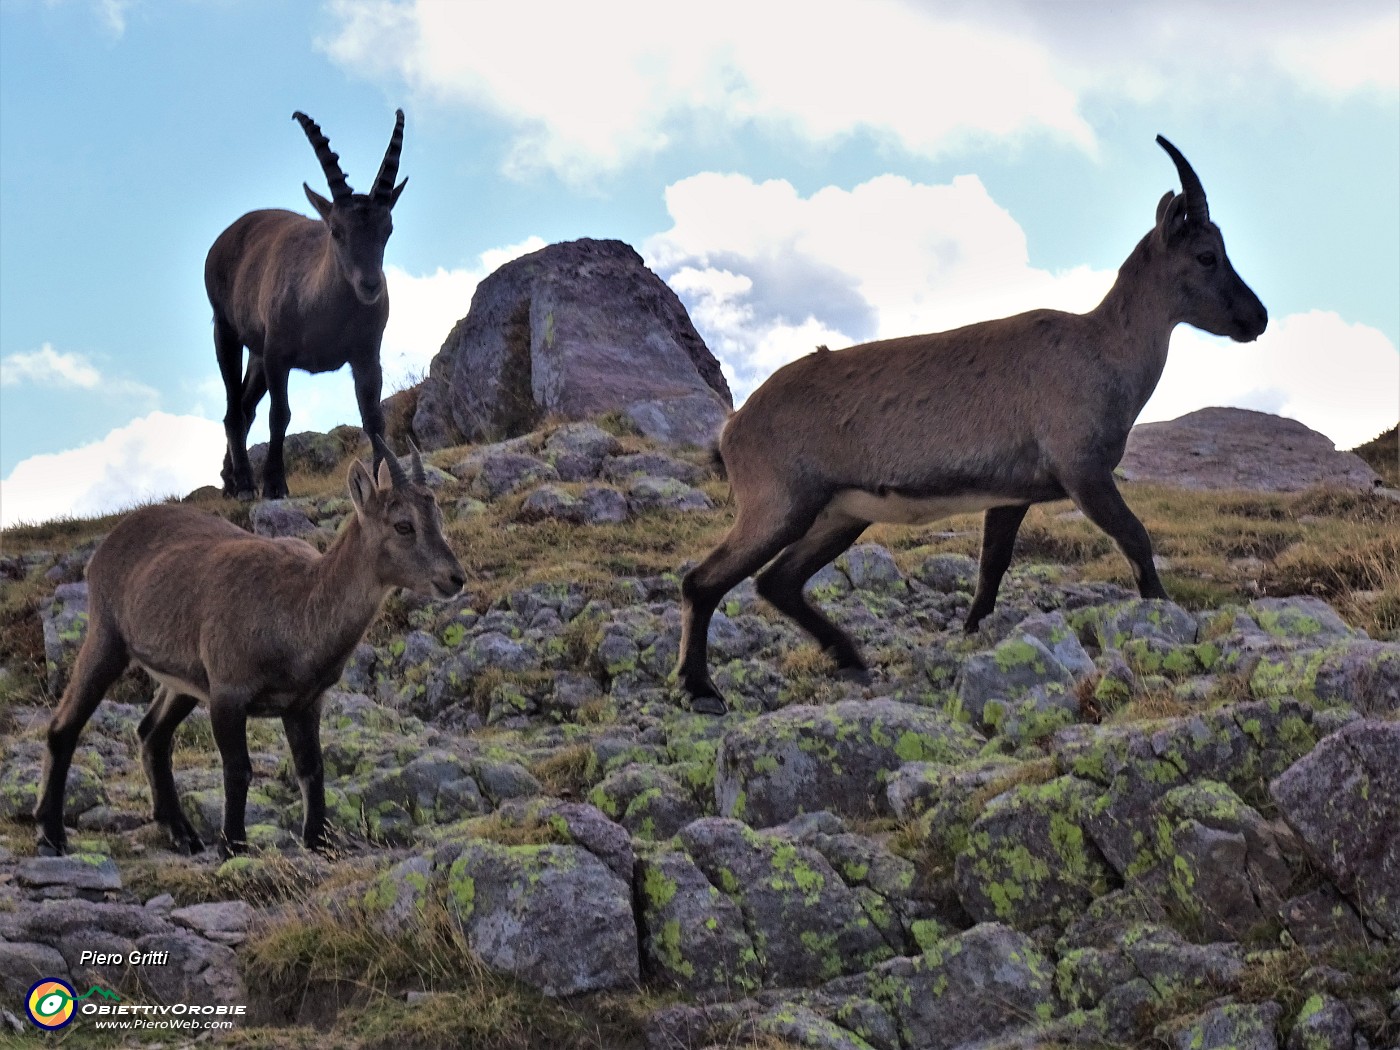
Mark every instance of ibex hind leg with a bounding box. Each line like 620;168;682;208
214;317;256;500
677;502;818;714
965;504;1031;633
137;686;204;854
34;622;129;855
755;509;869;682
220;361;267;497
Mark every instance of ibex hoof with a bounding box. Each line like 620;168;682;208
837;666;873;687
35;835;65;857
688;692;729;716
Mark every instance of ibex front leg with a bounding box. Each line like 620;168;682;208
261;361;292;500
209;687;253;857
282;701;327;851
1063;470;1169;600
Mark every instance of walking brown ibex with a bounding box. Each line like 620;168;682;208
676;136;1268;713
207;109;408;500
34;437;465;857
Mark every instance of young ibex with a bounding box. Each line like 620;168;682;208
676;136;1268;713
207;109;408;500
34;437;465;857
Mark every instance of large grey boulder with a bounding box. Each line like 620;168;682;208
1270;720;1400;936
414;238;731;448
1118;407;1380;491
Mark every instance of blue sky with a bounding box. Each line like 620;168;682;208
1;0;1397;526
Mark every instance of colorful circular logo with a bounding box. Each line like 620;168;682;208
26;978;76;1030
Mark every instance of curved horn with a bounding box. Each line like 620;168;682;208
406;436;427;485
1155;135;1209;225
369;432;409;488
293;112;352;202
371;109;405;203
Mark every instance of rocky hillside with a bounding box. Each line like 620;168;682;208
1;419;1397;1050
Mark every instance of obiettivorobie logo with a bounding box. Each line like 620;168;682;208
25;979;120;1030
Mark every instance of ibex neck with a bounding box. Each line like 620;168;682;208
302;515;391;662
1091;233;1177;414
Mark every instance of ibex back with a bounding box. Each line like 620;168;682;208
676;136;1268;713
34;439;464;856
206;109;407;500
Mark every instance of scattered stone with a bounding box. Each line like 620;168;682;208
469;451;560;500
626;476;713;513
518;484;629;525
1163;1000;1283;1050
17;854;122;893
249;499;317;539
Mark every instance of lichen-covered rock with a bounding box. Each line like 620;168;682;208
1271;719;1400;936
1250;640;1400;713
601;450;703;485
623;392;729;448
1286;993;1354;1050
1149;781;1298;940
1163;1000;1282;1050
16;853;122;893
249;499;316;539
518;484;629;525
955;633;1079;741
41;580;89;694
588;763;701;840
637;850;760;996
1084;599;1198;651
361;854;435;936
955;776;1113;930
626;475;713;513
716;699;983;826
913;553;978;593
542;422;621;480
827;923;1059;1050
679;818;893;986
469;451;560;500
836;544;904;592
445;840;637;996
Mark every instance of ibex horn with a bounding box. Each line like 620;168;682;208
1156;135;1209;226
293;111;353;202
371;109;405;203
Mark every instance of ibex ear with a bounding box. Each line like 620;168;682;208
389;177;408;208
348;459;377;515
304;183;334;220
1157;193;1189;247
376;458;394;491
1154;191;1175;226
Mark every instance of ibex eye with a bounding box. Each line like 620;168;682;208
394;522;413;536
1196;251;1217;266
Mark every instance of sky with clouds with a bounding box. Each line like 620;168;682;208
1;0;1396;527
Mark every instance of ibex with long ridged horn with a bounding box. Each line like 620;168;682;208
207;109;408;500
676;136;1268;713
34;437;464;857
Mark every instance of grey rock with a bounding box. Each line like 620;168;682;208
0;942;70;998
914;553;978;593
414;238;731;447
624;392;730;448
954;633;1078;738
954;775;1112;930
469;451;559;500
40;580;89;694
637;850;760;996
1165;1000;1282;1050
249;499;317;539
716;699;983;826
17;854;122;893
830;922;1058;1050
1286;994;1354;1050
134;928;246;1007
446;840;638;996
1119;407;1380;492
1271;720;1400;936
626;475;713;513
602;451;704;485
518;484;629;525
837;544;904;592
169;900;254;945
542;421;621;480
679;817;893;986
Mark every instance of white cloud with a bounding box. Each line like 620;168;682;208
646;170;1398;447
646;171;1114;397
1;342;160;409
0;412;225;528
320;0;1094;180
2;344;103;388
321;1;1394;180
1143;311;1400;450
